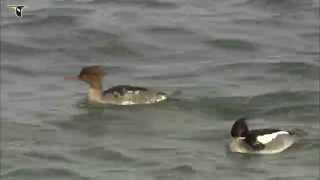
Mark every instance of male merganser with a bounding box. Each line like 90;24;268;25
229;118;296;154
65;65;167;105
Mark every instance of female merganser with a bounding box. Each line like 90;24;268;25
229;118;296;154
65;65;167;105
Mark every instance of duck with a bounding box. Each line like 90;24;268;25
64;65;167;105
229;118;296;154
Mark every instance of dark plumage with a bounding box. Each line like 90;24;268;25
244;129;281;150
103;85;148;96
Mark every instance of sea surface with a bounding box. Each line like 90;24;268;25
1;0;319;180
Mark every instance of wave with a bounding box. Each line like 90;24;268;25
2;167;89;180
88;0;178;9
75;146;136;162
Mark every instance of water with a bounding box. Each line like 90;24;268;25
1;0;319;179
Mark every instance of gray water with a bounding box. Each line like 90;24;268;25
1;0;319;180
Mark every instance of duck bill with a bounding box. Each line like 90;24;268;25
64;76;79;80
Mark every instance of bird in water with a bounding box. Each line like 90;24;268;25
229;118;298;154
65;65;167;105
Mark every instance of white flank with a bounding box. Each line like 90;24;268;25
156;95;167;102
256;131;289;144
121;101;135;105
134;90;140;95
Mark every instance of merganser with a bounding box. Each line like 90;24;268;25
229;118;296;154
65;65;167;105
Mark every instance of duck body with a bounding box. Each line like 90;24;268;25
99;85;167;105
65;66;167;105
229;129;295;154
229;118;296;154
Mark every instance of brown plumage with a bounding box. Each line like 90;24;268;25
65;65;167;105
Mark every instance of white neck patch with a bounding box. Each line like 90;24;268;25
88;87;103;102
256;131;289;144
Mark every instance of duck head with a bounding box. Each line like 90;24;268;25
231;117;249;138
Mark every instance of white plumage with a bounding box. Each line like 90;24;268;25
256;131;289;144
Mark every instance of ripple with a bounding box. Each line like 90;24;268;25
269;62;319;80
246;90;318;116
89;0;178;9
268;176;318;180
3;65;37;77
170;165;197;174
4;15;79;29
23;151;73;163
204;62;319;80
2;167;89;180
73;29;141;57
194;96;250;119
75;146;136;162
104;65;137;75
136;72;198;80
206;38;258;51
260;104;319;117
139;147;177;153
3;64;68;77
51;111;126;136
77;29;119;42
177;129;227;142
187;90;318;120
243;0;312;12
32;7;94;16
151;164;197;180
2;41;48;56
142;26;194;35
24;28;121;52
248;91;318;108
299;32;319;42
94;39;140;56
